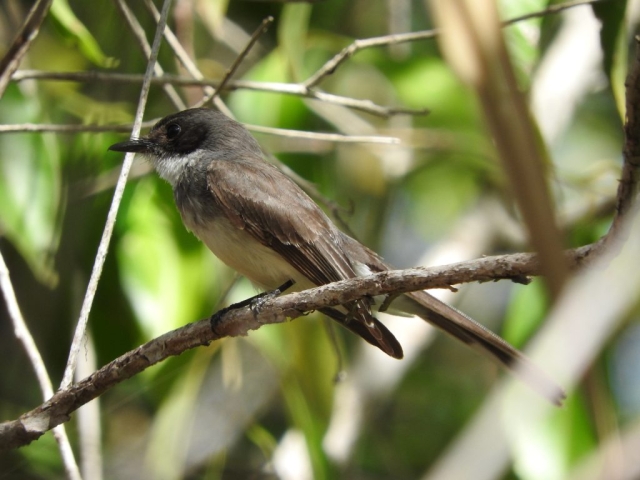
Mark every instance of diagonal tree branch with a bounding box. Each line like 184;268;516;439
0;252;80;477
202;15;274;105
304;0;607;88
0;242;601;451
613;36;640;242
112;0;185;110
0;0;53;98
10;70;430;117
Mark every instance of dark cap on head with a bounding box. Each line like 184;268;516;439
108;108;262;158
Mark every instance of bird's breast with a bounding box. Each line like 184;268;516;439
180;208;312;292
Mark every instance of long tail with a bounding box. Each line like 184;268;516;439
395;290;566;405
320;307;404;359
339;233;565;405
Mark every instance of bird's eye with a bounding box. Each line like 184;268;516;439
166;123;181;139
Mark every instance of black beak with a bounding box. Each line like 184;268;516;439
108;138;154;153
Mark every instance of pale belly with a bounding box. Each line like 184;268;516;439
186;214;315;292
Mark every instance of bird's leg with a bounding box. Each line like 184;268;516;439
249;279;295;315
210;279;295;333
379;292;401;313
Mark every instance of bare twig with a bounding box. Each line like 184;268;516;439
303;0;607;88
612;36;640;242
502;0;608;26
141;0;232;117
11;70;428;117
141;0;215;105
112;0;185;110
206;16;275;104
0;0;53;97
8;2;604;115
246;123;399;144
0;252;81;479
307;89;429;116
0;122;156;133
0;121;399;144
303;30;440;88
0;254;54;405
60;0;174;390
0;242;599;451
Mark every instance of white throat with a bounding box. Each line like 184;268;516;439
151;151;202;187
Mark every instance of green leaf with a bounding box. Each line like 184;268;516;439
592;0;628;118
0;86;61;284
499;0;548;84
503;279;549;347
50;0;118;68
115;179;216;339
279;3;313;81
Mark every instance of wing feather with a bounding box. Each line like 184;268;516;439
207;160;353;286
206;159;403;358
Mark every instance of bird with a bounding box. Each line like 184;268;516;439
109;108;565;405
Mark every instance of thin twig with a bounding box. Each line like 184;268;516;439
11;70;428;117
0;255;55;402
112;0;185;110
0;122;156;133
60;0;174;390
0;121;399;144
303;28;440;88
206;16;275;104
141;0;235;116
0;2;79;475
612;36;640;242
141;0;215;104
303;0;607;88
5;0;604;113
0;0;53;97
502;0;608;26
246;123;400;144
0;252;81;479
308;89;429;116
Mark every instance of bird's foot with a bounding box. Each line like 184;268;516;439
379;293;401;313
250;279;295;316
210;279;295;334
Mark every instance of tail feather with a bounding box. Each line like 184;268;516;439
338;232;565;405
320;307;404;359
399;291;565;405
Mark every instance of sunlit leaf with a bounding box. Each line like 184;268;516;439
503;279;549;348
592;0;628;118
116;179;216;338
279;3;313;81
50;0;117;68
0;86;60;284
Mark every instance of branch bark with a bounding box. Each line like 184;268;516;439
0;244;599;450
0;0;53;97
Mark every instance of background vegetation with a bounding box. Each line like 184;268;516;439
0;0;638;479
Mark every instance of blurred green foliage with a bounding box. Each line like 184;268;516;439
0;0;636;479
